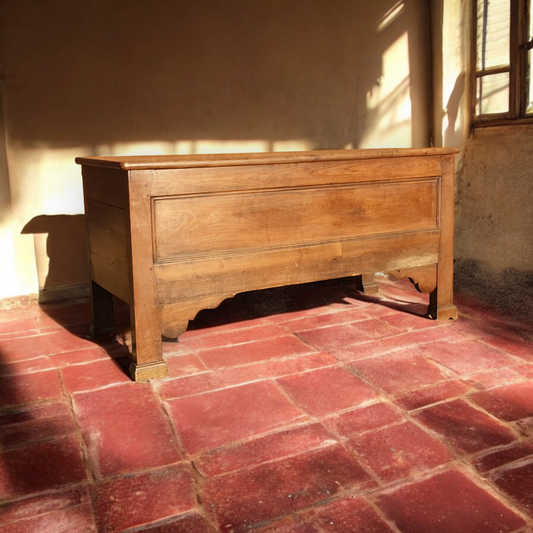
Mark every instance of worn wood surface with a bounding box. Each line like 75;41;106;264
154;179;438;262
79;148;459;381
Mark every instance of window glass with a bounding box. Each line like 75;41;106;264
476;0;511;70
476;72;510;114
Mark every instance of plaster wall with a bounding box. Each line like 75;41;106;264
454;125;533;314
0;0;433;301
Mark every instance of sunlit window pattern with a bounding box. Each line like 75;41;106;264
476;72;510;115
475;0;511;116
476;0;510;71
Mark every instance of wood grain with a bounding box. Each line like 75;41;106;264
155;230;440;305
126;170;167;378
87;221;130;304
86;199;127;235
154;180;438;262
150;156;442;197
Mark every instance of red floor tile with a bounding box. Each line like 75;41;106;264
491;461;533;518
378;312;448;332
0;435;87;500
516;363;533;379
470;382;533;421
61;357;131;393
197;335;314;370
136;513;218;533
421;339;518;376
0;318;38;335
466;367;526;390
157;352;337;400
1;279;533;532
156;372;217;400
347;421;452;482
298;496;396;533
333;335;408;361
48;347;109;368
277;366;378;417
194;424;336;477
203;445;373;531
0;409;77;449
413;399;516;454
321;402;403;438
394;380;472;411
473;442;533;473
411;324;473;344
254;517;319;532
0;369;63;409
0;401;70;424
179;324;287;349
91;465;197;533
73;384;182;477
165;353;208;377
480;334;533;361
217;352;337;387
0;356;53;376
41;331;96;356
166;381;308;455
0;335;49;363
0;504;97;533
350;349;450;394
283;307;370;332
296;319;404;355
376;469;526;533
328;322;464;361
0;486;90;526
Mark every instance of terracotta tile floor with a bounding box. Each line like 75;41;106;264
0;275;533;533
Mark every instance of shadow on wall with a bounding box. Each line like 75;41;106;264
21;215;89;300
0;0;431;151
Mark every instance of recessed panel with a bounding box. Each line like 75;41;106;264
154;179;438;262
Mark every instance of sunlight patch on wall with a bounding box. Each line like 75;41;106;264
11;145;86;217
378;1;405;32
0;223;37;299
359;31;412;149
0;225;20;298
98;139;315;156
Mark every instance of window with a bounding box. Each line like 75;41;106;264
474;0;533;124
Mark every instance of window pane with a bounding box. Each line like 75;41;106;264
530;0;533;40
526;52;533;115
476;72;510;115
476;0;510;71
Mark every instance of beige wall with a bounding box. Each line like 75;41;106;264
0;0;433;301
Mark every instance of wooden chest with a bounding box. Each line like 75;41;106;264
76;148;459;381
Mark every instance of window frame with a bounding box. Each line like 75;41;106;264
472;0;533;126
